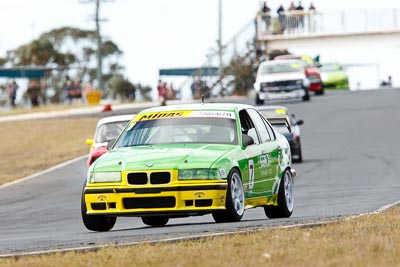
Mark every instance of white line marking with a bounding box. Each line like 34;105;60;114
0;155;86;190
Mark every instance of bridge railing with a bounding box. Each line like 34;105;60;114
257;8;400;38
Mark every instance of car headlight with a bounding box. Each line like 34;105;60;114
88;172;121;183
178;169;222;180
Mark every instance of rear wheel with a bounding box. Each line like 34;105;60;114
81;184;116;232
264;170;294;218
293;141;303;163
141;216;169;227
315;85;324;95
212;169;244;223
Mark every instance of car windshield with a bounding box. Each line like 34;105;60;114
115;117;238;147
260;62;303;75
95;121;129;143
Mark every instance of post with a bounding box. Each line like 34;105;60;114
217;0;224;93
95;0;103;91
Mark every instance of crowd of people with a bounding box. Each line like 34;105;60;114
0;77;88;109
0;79;48;109
260;1;317;34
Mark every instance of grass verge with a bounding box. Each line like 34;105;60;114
0;117;99;185
0;207;399;266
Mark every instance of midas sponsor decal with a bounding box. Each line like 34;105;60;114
133;110;235;122
133;111;192;122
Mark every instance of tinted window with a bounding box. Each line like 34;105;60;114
239;109;260;144
247;109;271;143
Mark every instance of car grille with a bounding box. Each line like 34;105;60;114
127;172;171;185
123;197;176;209
260;80;303;92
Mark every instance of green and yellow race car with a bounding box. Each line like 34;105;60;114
81;103;296;231
319;63;349;89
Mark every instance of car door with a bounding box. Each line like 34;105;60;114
247;108;280;197
237;109;265;200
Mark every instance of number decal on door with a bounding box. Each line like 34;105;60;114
249;159;254;190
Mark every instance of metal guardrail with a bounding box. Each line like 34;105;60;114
256;8;400;38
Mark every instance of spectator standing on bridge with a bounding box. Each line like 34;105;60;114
261;1;271;34
308;2;317;32
277;4;286;34
287;1;297;33
296;1;305;32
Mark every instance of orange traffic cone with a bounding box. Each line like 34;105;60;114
102;104;112;112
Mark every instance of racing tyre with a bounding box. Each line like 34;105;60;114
293;142;303;163
212;169;244;223
264;170;294;219
302;93;310;101
141;216;169;227
315;86;324;95
81;184;116;232
255;94;265;105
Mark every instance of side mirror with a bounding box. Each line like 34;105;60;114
107;139;116;150
295;119;304;126
242;134;254;147
86;139;94;146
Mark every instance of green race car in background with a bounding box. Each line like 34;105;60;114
319;63;349;89
81;103;296;232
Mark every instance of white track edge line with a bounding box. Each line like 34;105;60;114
1;198;400;259
0;155;87;190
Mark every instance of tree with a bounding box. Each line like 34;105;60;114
1;27;125;103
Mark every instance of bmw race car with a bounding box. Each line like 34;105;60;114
81;103;296;231
259;106;304;162
86;114;134;167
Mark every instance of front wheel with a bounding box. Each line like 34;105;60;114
141;216;169;227
255;93;265;105
264;170;294;218
81;184;116;232
212;169;244;223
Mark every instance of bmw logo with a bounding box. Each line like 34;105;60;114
146;163;153;167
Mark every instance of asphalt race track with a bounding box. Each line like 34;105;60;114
1;89;400;256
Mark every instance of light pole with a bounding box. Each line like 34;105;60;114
217;0;223;74
95;0;103;91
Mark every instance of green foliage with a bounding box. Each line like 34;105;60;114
4;26;132;103
107;73;134;99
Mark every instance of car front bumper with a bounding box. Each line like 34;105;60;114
258;89;305;101
84;182;228;217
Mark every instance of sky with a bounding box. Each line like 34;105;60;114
1;0;400;94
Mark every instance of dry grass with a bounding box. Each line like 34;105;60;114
0;117;99;185
0;207;399;267
0;103;91;117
